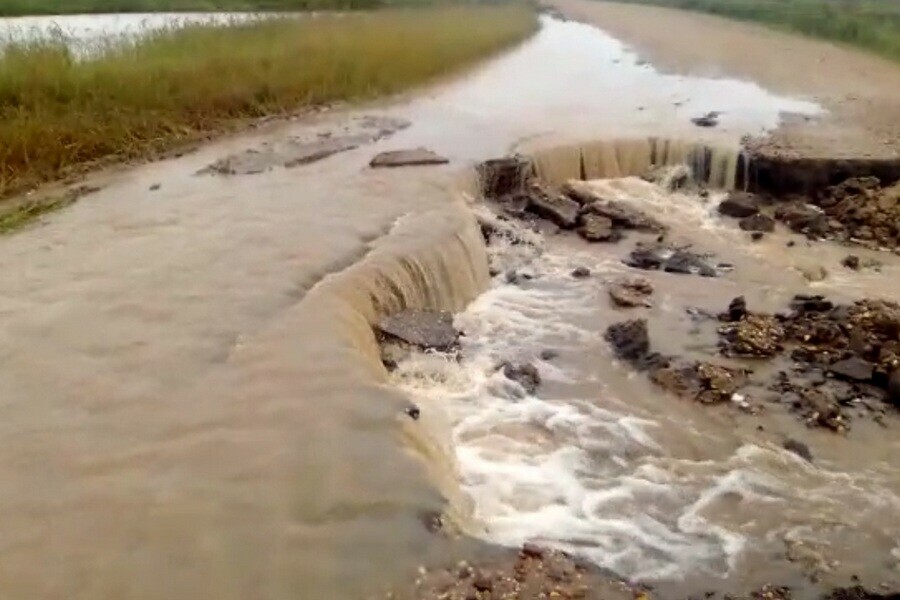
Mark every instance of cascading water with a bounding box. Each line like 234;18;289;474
526;138;750;191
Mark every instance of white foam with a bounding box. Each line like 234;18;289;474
393;188;900;584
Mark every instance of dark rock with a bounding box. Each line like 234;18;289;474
405;405;421;420
825;586;900;600
775;202;829;237
783;438;813;462
477;156;533;198
789;294;834;313
787;240;796;247
829;357;875;382
369;147;449;168
578;214;621;242
664;250;717;277
842;255;861;270
605;319;650;362
691;112;719;127
608;276;654;308
526;186;580;229
739;214;776;232
418;509;443;533
721;296;747;322
889;369;900;408
583;200;666;232
472;573;493;593
377;310;458;351
540;349;559;361
149;183;161;191
718;193;760;218
520;542;544;559
571;266;591;279
502;362;541;394
625;246;667;270
751;231;765;241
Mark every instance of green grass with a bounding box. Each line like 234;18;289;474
0;5;537;198
609;0;900;62
0;0;381;15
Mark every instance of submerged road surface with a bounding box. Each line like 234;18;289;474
0;13;894;600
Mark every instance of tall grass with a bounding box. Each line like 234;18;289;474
0;6;537;197
0;0;381;15
610;0;900;62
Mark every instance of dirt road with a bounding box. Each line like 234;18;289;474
549;0;900;160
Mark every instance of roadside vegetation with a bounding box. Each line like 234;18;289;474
0;5;537;199
613;0;900;62
0;0;380;15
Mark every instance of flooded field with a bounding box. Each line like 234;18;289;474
0;12;896;600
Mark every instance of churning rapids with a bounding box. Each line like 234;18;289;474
0;12;896;600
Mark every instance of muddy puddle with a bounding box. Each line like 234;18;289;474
0;13;891;600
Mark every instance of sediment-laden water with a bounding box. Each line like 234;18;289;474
4;13;889;600
390;166;900;595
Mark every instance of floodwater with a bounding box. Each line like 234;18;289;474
0;11;289;51
394;173;900;595
1;13;883;600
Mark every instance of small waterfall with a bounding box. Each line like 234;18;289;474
526;137;747;190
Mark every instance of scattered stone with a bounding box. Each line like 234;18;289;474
582;199;666;232
502;362;541;394
691;112;719;127
719;314;785;358
830;357;875;382
842;255;861;270
149;183;161;191
814;177;900;250
393;545;638;600
826;585;900;600
578;214;621;242
739;213;776;232
751;231;766;241
571;266;591;279
608;276;654;308
605;319;651;362
652;361;748;404
718;192;761;218
775;202;829;238
624;246;666;270
789;294;834;313
664;249;717;277
377;310;458;352
526;184;581;229
369;147;449;168
405;405;421;420
783;438;813;462
720;296;748;322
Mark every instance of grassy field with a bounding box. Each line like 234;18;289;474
0;0;382;15
610;0;900;62
0;5;537;199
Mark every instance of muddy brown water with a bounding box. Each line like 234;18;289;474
0;14;895;600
